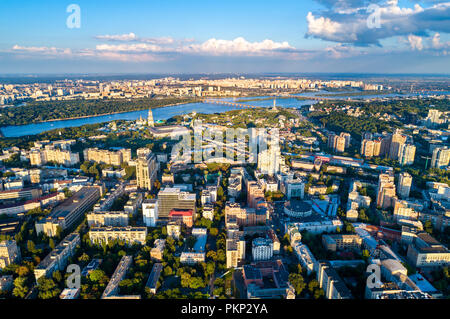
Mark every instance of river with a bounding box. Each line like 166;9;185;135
1;90;448;138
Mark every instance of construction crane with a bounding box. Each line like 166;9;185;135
421;155;432;170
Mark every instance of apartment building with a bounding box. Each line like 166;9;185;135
83;148;131;166
168;209;194;228
145;263;163;294
226;231;246;268
397;172;412;199
36;186;101;237
89;226;147;246
322;234;363;252
136;153;158;190
0;240;21;269
398;144;416;166
406;232;450;268
101;255;134;299
34;233;80;282
376;173;397;209
431;147;450;169
202;203;214;221
317;262;353;299
142;199;158;227
252;237;273;261
87;211;129;227
150;239;166;261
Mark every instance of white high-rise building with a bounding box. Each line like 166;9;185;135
136;153;158;190
425;109;444;127
143;199;158;227
397;172;412;199
431;147;450;169
257;129;281;176
399;144;416;166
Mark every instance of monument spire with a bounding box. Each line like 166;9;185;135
148;108;154;126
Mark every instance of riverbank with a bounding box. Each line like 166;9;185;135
0;97;200;128
15;101;195;125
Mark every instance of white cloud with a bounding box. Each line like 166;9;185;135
408;34;424;50
182;37;295;56
306;12;352;42
12;45;72;56
306;1;450;47
95;43;166;53
95;33;138;41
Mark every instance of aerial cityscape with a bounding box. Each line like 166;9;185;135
0;0;449;307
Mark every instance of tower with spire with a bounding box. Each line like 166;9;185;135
148;108;154;126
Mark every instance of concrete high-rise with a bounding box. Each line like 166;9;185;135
143;199;158;227
398;144;416;166
388;131;407;160
0;240;21;269
157;187;196;219
136;153;158;190
431;147;450;169
397;172;412;199
376;173;397;209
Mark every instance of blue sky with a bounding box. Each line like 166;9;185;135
0;0;449;74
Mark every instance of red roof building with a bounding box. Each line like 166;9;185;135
168;209;193;228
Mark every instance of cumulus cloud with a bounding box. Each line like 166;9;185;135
95;33;187;45
182;37;295;56
306;0;450;47
408;34;424;50
12;45;72;56
95;43;166;53
95;32;138;41
8;36;308;62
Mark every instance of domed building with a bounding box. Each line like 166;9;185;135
284;200;313;218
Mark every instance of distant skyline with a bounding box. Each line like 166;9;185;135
1;0;449;74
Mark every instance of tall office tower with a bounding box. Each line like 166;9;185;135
388;131;407;160
0;240;21;269
376;173;397;209
361;139;374;157
142;199;158;227
148;108;155;127
398;144;416;166
397;172;412;199
431;147;450;169
136;153;158;190
257;129;281;176
157;187;196;219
